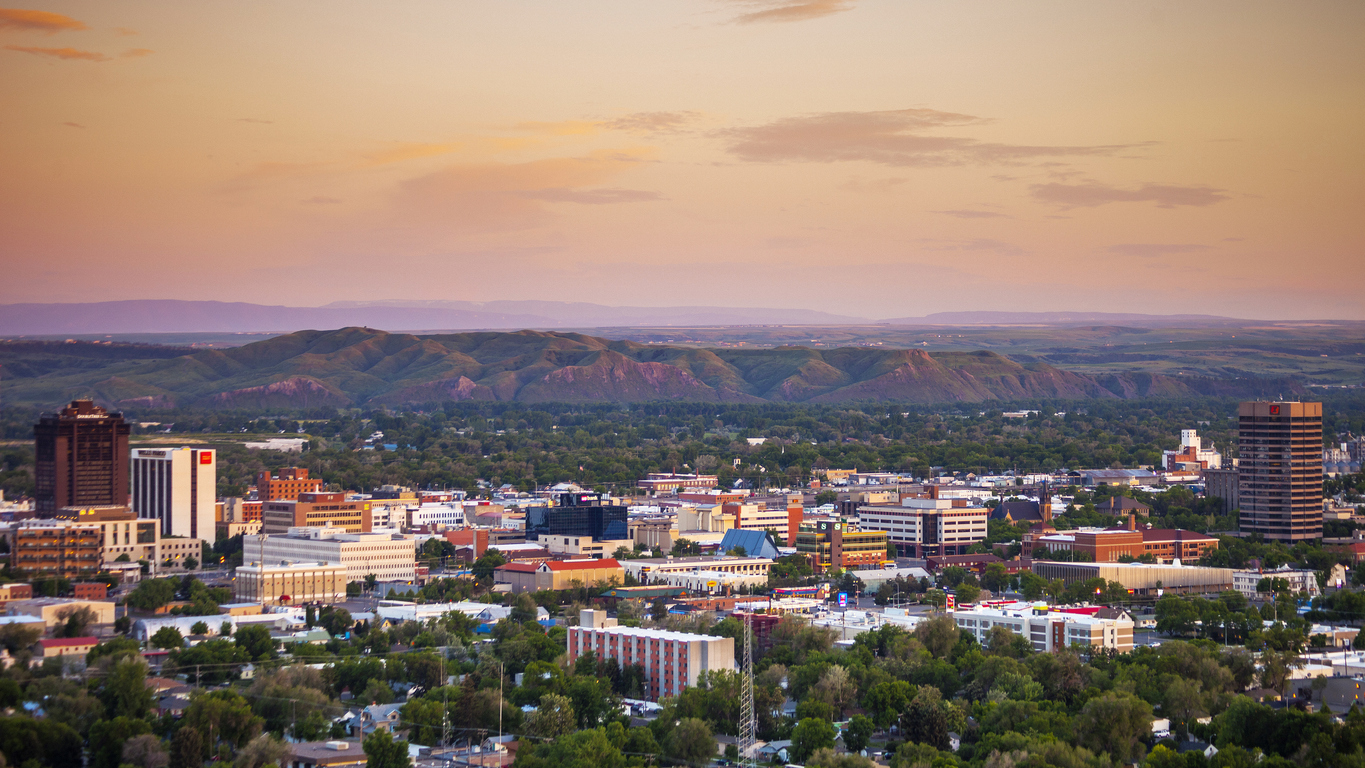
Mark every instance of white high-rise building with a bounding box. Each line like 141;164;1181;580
130;447;217;545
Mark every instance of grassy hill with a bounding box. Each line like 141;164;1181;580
0;328;1305;408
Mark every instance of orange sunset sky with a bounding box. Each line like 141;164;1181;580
2;1;1362;320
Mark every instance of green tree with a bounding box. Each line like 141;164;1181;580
192;621;209;635
152;626;186;650
516;727;626;768
844;714;874;754
472;550;506;580
1074;692;1153;763
791;717;837;762
362;728;412;768
184;690;262;756
122;733;170;768
127;578;178;611
913;614;959;659
233;734;289;768
1018;571;1047;600
665;717;715;767
169;726;203;768
526;692;576;739
98;656;155;719
233;624;277;661
0;716;84;768
89;717;153;768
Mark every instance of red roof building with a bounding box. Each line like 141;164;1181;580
38;636;99;657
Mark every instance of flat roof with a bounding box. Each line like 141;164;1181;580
572;624;729;643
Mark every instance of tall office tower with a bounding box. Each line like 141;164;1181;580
130;447;217;545
34;400;131;516
1238;401;1323;542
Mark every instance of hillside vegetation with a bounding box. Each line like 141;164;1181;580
0;328;1305;408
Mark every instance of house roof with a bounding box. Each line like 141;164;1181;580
495;563;537;573
39;636;98;648
541;558;621;572
1096;497;1151;512
991;500;1043;523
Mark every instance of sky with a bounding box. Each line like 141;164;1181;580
1;1;1363;320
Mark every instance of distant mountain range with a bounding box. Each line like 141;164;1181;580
0;327;1304;408
0;300;1295;336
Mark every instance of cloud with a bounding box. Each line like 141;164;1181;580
933;209;1008;219
0;8;85;33
396;148;658;231
517;188;664;204
61;121;83;128
1030;182;1231;208
363;142;462;166
4;44;108;61
302;196;342;205
120;48;152;58
1107;243;1210;257
731;0;855;24
600;111;698;134
724;108;1145;166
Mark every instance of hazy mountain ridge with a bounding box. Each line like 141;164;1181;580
0;328;1306;408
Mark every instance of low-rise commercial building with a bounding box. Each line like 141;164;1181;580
1033;520;1218;564
568;609;735;701
648;569;767;593
0;583;33;607
538;534;633;559
952;602;1134;653
256;468;324;502
38;636;99;659
536;559;625;590
243;526;416;583
621;555;773;584
1031;561;1234;597
1233;567;1322;598
637;473;718;493
262;493;371;535
234;562;349;605
8;597;116;629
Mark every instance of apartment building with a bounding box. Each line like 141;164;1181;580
952;603;1134;653
234;561;349;604
56;506;161;567
131;447;217;545
261;492;370;535
243;526;416;582
4;519;102;578
857;498;988;558
567;609;735;701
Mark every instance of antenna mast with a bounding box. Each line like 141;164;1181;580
739;613;757;768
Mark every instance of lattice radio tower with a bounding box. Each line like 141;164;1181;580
739;613;757;768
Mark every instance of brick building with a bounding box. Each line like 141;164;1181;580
255;468;324;502
1033;517;1218;564
262;492;370;534
568;609;735;701
5;519;102;578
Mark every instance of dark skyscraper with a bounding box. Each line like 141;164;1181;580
34;400;131;516
1238;401;1323;542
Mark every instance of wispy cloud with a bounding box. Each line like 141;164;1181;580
363;142;463;167
1030;182;1230;208
601;111;699;134
933;209;1008;219
0;8;85;33
396;148;658;231
5;44;108;61
1107;243;1209;257
730;0;855;24
725;108;1146;166
518;188;664;204
120;48;152;58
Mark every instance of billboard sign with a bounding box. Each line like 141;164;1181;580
837;592;848;608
